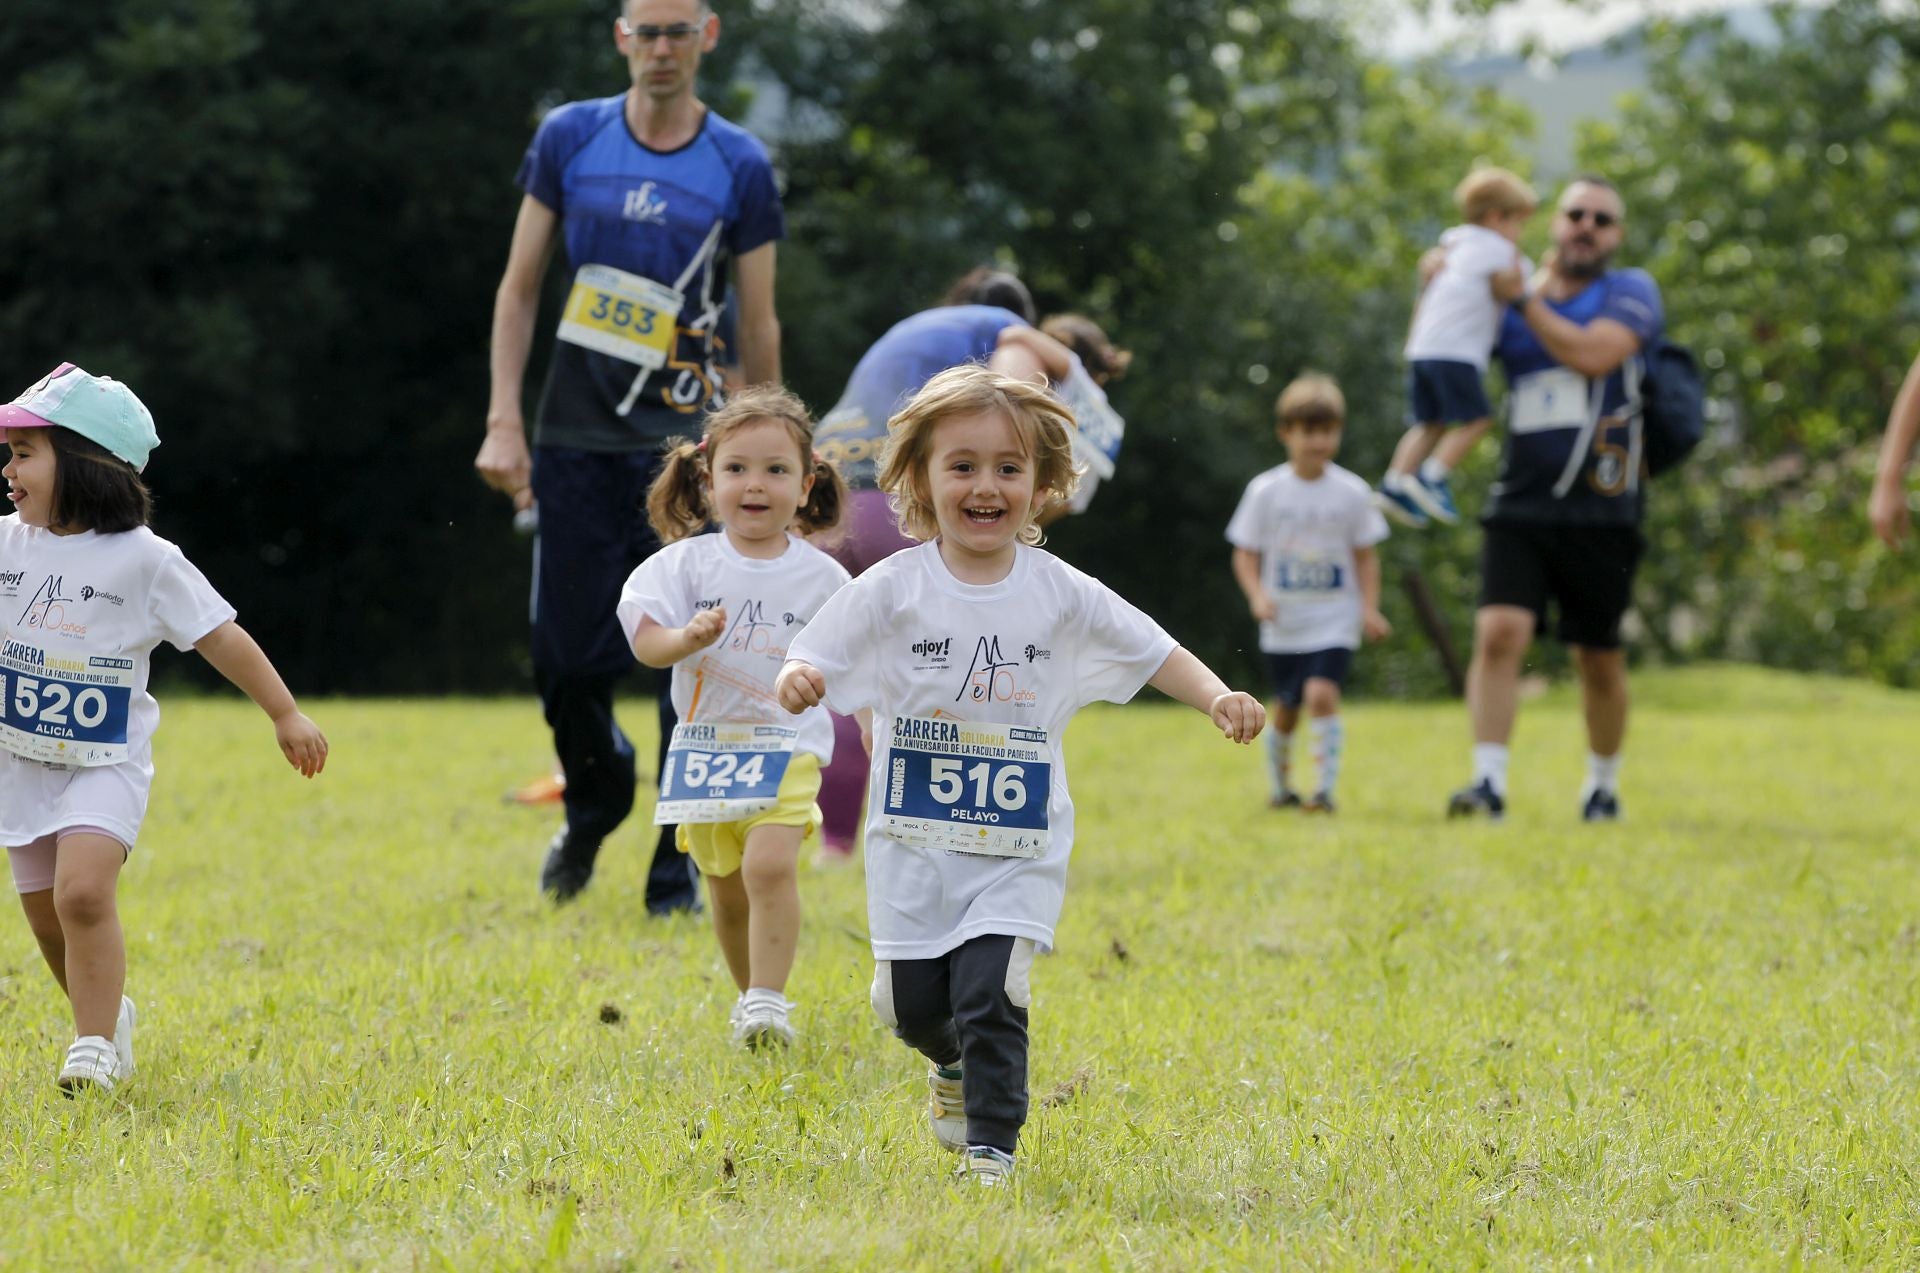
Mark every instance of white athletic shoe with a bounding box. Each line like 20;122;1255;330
113;996;136;1079
731;992;796;1051
958;1145;1014;1185
57;1035;119;1094
928;1064;967;1152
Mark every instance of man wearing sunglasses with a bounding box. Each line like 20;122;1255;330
475;0;786;908
1445;175;1664;825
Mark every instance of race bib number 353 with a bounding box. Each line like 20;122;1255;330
556;264;684;370
881;717;1050;858
0;644;134;767
655;722;797;825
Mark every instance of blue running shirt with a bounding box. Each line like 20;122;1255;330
815;306;1029;486
1488;268;1664;526
517;97;785;450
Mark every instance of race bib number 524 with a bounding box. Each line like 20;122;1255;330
880;717;1050;858
0;642;134;766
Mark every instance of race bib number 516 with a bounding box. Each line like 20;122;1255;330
881;717;1050;858
0;642;134;766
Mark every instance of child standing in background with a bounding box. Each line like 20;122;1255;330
1378;166;1537;528
619;387;850;1049
1230;373;1390;813
778;364;1262;1184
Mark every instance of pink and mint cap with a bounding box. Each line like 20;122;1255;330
0;363;160;472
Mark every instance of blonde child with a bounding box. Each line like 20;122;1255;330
1231;374;1391;813
617;387;850;1049
1379;166;1537;527
776;364;1262;1183
0;365;327;1093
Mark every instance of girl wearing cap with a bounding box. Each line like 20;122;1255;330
0;364;327;1094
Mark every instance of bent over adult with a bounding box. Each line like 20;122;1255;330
476;0;784;906
1446;175;1663;823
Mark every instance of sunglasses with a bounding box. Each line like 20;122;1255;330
619;20;703;45
1563;208;1619;228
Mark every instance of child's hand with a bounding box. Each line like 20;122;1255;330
683;607;727;651
1249;592;1277;623
1208;691;1264;744
776;660;827;714
275;711;328;778
1363;609;1392;642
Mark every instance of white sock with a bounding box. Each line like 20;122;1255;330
1472;743;1509;797
1309;715;1343;796
1266;728;1293;797
741;987;789;1010
1382;470;1407;492
1584;751;1622;798
1421;457;1451;483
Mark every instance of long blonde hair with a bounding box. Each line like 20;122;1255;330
875;364;1081;546
646;386;847;543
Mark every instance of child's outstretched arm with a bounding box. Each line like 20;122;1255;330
194;621;328;777
630;609;727;668
1147;648;1263;744
1231;547;1275;623
775;659;827;714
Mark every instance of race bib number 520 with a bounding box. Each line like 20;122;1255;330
0;641;134;766
881;717;1050;858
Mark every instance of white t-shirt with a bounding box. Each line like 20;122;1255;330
0;518;236;848
616;532;850;764
1404;224;1534;370
1225;463;1389;655
786;541;1177;960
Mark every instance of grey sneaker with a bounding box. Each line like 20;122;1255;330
958;1145;1014;1185
928;1064;966;1152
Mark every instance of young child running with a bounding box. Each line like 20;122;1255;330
0;365;327;1094
776;364;1263;1184
1229;373;1390;813
617;387;850;1050
1378;166;1537;528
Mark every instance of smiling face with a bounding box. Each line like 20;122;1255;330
924;410;1044;581
708;417;812;555
617;0;717;104
3;428;59;528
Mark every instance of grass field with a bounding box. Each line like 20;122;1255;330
2;664;1917;1269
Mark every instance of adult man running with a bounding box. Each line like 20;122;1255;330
475;0;784;906
1446;175;1663;823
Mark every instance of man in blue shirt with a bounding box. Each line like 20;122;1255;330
475;0;784;906
1445;176;1664;824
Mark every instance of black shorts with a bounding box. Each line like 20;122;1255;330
1407;359;1492;426
1478;520;1644;648
1262;648;1354;708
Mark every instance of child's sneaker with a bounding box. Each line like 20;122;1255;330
731;989;795;1051
1303;790;1337;815
1267;790;1304;811
113;996;136;1079
1376;478;1431;529
57;1035;119;1095
958;1145;1014;1186
1405;472;1460;525
928;1064;967;1152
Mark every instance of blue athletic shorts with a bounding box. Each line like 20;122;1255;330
1407;359;1492;426
1262;648;1355;708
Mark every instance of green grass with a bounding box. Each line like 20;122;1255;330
2;664;1918;1268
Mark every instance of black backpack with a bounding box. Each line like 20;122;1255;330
1634;338;1705;477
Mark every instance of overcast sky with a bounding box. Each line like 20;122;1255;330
1371;0;1799;57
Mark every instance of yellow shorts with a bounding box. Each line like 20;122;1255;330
674;751;822;878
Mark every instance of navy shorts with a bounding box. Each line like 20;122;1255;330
1478;520;1644;649
1262;648;1354;708
1407;359;1492;426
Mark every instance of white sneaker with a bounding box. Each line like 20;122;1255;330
57;1035;119;1094
928;1064;966;1152
958;1146;1014;1185
113;996;136;1079
731;991;795;1051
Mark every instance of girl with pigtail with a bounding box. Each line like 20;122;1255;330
617;386;851;1049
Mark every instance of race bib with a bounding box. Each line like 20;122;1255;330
1509;367;1591;435
1273;551;1345;597
654;723;797;825
556;264;684;370
880;717;1050;858
1056;366;1124;480
0;640;134;767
